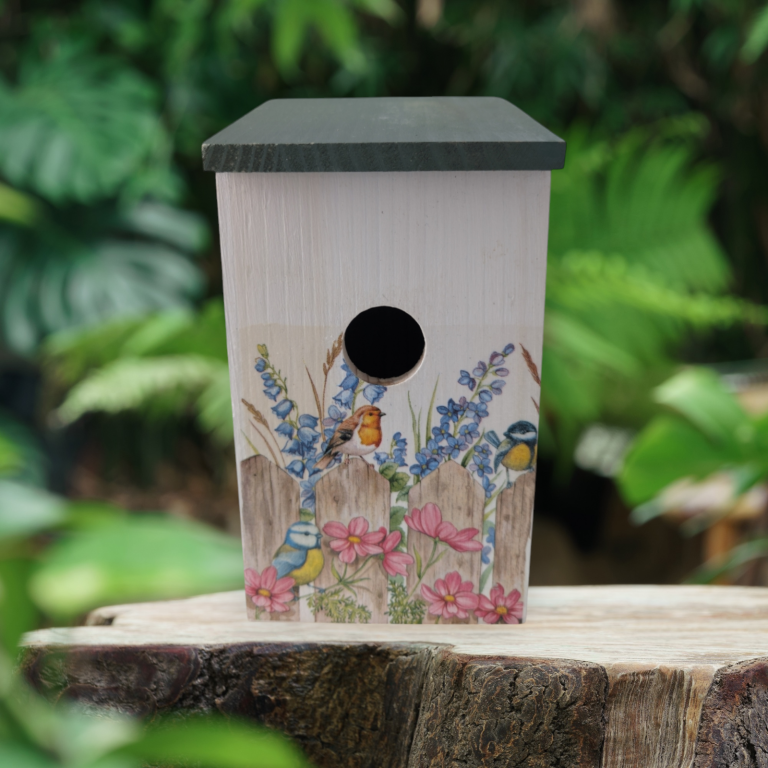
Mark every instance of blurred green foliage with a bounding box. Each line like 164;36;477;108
0;419;307;766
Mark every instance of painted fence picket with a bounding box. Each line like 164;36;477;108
493;470;536;622
407;460;485;624
240;455;301;621
314;458;391;624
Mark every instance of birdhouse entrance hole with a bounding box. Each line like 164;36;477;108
343;306;425;386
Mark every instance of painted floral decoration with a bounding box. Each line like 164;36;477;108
323;517;385;564
475;584;524;625
245;566;295;613
421;571;479;621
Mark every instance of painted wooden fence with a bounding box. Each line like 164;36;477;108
239;455;535;624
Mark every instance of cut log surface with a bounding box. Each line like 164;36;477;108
22;586;768;768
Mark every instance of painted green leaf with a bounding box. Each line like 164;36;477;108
389;472;410;494
389;506;407;530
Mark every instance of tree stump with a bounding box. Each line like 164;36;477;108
22;586;768;768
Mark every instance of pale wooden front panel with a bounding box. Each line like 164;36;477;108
314;459;390;623
240;455;300;621
217;171;550;622
407;461;485;624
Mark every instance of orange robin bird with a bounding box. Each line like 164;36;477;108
315;405;385;469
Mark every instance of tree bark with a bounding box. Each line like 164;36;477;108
22;585;768;768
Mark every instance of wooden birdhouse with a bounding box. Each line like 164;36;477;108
204;97;564;624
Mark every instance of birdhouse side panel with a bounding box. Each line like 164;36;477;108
216;171;550;624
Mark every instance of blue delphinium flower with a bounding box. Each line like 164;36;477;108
474;443;493;460
477;388;493;403
332;387;355;408
467;401;489;423
490;379;505;395
473;360;487;377
286;460;305;479
300;475;320;511
275;422;294;439
432;420;452;442
503;343;515;356
255;358;267;372
323;405;347;441
272;399;293;419
494;367;509;377
333;363;359;409
487;525;496;547
297;413;320;447
482;475;496;499
391;432;407;467
424;439;442;460
482;545;492;565
489;351;504;366
283;439;302;456
375;431;408;468
470;444;493;477
363;384;386;405
436;398;466;423
458;370;476;391
411;450;439;478
458;422;479;443
264;385;281;401
443;435;463;460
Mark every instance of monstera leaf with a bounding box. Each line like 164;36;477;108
0;51;165;204
0;200;206;353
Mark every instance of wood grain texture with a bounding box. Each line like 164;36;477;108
407;460;485;624
493;469;536;621
240;455;300;621
24;586;768;768
202;97;566;173
314;458;391;623
217;170;551;623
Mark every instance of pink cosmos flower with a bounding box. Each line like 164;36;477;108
405;503;483;552
244;566;295;613
323;517;385;564
377;528;414;577
475;584;524;624
420;571;479;620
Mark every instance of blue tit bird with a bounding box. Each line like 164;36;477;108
271;521;324;586
486;421;538;487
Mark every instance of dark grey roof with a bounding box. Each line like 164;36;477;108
202;97;565;173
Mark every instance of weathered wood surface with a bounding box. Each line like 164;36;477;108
494;469;536;621
23;585;768;768
315;458;391;624
239;455;300;621
407;460;485;624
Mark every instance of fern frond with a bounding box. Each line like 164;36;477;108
55;355;227;425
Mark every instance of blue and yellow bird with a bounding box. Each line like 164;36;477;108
272;521;324;586
487;421;538;487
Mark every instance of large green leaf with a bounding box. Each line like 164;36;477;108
30;515;243;618
0;52;165;204
117;716;310;768
654;368;752;444
618;415;736;505
0;208;205;354
0;481;68;541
